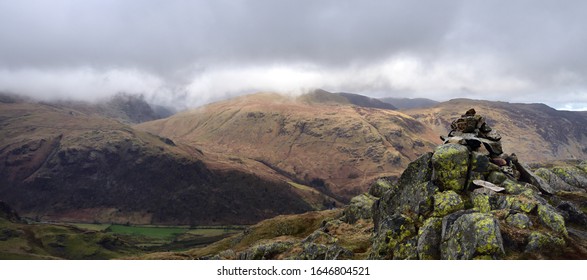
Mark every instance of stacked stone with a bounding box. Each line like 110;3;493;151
369;109;587;260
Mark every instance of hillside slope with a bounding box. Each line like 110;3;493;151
0;99;336;225
137;92;440;200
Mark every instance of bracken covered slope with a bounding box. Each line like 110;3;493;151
0;99;336;225
136;92;440;201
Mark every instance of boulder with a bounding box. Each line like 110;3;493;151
556;201;587;227
504;195;537;213
393;236;418;260
487;171;508;185
537;204;568;236
535;168;583;192
513;162;555;195
471;192;491;213
525;232;565;254
417;217;442;260
370;214;416;259
550;166;587;190
238;241;293;260
342;193;375;224
432;191;465;217
501;179;529;195
373;152;436;226
506;213;532;229
368;179;394;198
431;144;470;192
441;213;505;260
298;231;352;260
470;152;492;183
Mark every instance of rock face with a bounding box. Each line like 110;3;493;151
370;141;585;259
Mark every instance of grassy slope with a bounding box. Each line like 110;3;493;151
137;92;440;200
0;217;136;260
0;101;333;225
137;209;374;260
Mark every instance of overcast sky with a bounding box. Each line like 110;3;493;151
1;0;587;110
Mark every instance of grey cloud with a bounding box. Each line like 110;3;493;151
1;0;587;110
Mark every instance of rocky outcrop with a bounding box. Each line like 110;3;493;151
370;143;585;259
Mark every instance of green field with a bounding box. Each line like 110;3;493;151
70;223;112;231
61;223;246;251
107;224;188;239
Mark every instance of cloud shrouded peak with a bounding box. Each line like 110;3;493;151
1;0;586;110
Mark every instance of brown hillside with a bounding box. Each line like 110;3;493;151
136;92;440;201
403;98;587;162
0;99;336;225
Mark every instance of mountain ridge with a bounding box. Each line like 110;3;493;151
137;91;439;200
0;99;338;225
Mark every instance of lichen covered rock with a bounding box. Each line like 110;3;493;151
238;241;293;260
417;217;442;259
506;213;532;229
433;191;465;217
370;214;416;259
369;179;395;198
368;133;585;260
525;232;565;254
505;195;537;213
502;179;530;195
535;168;583;192
487;171;508;185
470;191;492;213
441;213;505;260
297;230;352;260
342;193;375;224
431;144;470;192
537;204;568;236
550;166;587;191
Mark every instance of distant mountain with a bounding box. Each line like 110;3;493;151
50;93;174;124
3;91;587;227
299;89;397;110
380;97;439;109
404;98;587;162
0;99;334;225
137;92;439;201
